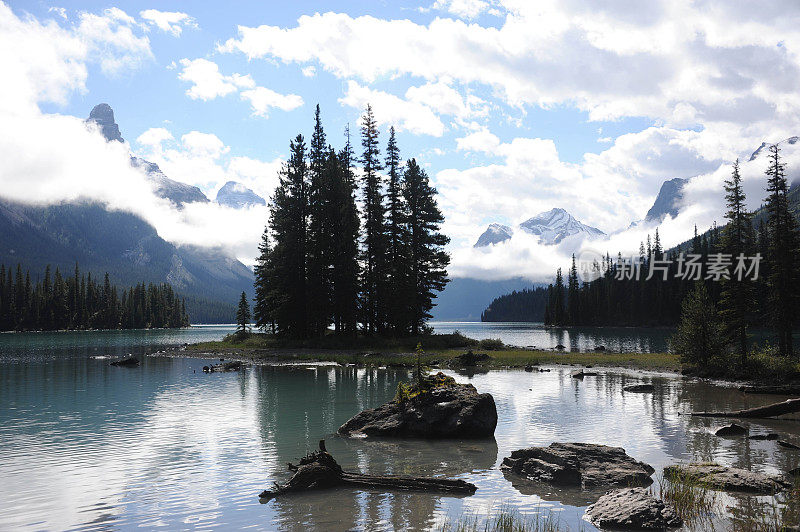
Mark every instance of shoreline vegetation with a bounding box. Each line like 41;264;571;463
182;331;800;383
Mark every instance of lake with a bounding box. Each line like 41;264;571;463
1;325;799;530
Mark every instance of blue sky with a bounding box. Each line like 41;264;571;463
3;1;800;279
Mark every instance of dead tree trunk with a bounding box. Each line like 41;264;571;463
690;398;800;419
259;440;477;500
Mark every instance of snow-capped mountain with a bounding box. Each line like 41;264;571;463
474;208;605;247
215;181;266;208
87;103;210;207
473;223;513;247
644;177;687;224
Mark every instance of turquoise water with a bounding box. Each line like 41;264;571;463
2;326;799;530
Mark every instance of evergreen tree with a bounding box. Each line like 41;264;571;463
718;160;756;360
331;127;361;335
671;282;724;367
359;104;387;333
402;158;450;334
236;291;251;333
764;144;800;357
384;126;412;333
567;254;579;325
267;135;309;337
306;105;334;336
253;227;276;333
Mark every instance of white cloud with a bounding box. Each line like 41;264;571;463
218;3;800;142
432;0;493;20
240;87;303;118
75;8;152;75
177;57;302;118
339;81;445;136
48;7;67;20
178;58;254;100
455;128;500;152
301;65;316;77
140;9;197;37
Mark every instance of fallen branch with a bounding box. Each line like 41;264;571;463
258;440;477;499
690;398;800;418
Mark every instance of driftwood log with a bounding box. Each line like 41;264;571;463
690;398;800;419
258;440;477;499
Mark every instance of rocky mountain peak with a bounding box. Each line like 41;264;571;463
215;181;266;209
87;103;123;143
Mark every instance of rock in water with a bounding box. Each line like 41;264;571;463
664;463;791;493
715;423;748;437
338;384;497;438
501;443;654;488
110;356;139;367
587;487;682;530
623;383;654;392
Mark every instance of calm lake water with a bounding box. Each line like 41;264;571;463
2;325;799;530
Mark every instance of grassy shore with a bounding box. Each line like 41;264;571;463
185;331;681;372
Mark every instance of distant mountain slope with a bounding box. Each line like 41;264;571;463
87;103;209;207
0;199;253;321
645;177;687;224
430;277;538;321
216;181;266;208
474;208;605;247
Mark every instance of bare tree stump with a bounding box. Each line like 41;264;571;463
259;440;477;499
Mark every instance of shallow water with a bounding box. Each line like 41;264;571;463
2;328;799;530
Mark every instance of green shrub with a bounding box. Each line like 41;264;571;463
478;338;504;350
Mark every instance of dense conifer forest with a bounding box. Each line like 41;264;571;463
253;105;450;338
480;287;548;322
541;145;799;359
0;263;189;331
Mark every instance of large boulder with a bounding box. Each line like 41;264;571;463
501;443;654;488
586;487;682;530
338;384;497;438
664;463;791;494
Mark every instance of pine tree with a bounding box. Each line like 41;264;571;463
402;158;450;334
359;104;387;333
764;144;800;357
718;160;756;361
384;126;411;333
236;291;251;334
253;227;276;333
265;135;309;337
671;282;724;368
331;127;361;335
306;105;334;336
567;254;579;325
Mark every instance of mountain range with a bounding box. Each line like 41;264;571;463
474;207;605;247
0;104;257;322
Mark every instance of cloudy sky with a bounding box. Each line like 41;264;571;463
2;0;800;280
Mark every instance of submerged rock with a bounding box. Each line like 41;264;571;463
664;463;791;493
572;370;599;379
338;383;497;438
778;440;800;450
624;383;655;392
749;433;780;440
501;443;654;488
110;356;139;367
587;487;682;530
715;423;748;437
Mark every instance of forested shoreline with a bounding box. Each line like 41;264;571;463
253;105;450;338
481;287;548;322
0;263;189;331
542;144;799;362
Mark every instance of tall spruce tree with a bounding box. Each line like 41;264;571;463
402;158;450;334
567;254;579;325
267;135;309;337
306;105;334;336
359;105;387;333
236;291;251;333
384;127;411;333
718;160;755;360
253;227;276;333
764;144;800;357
